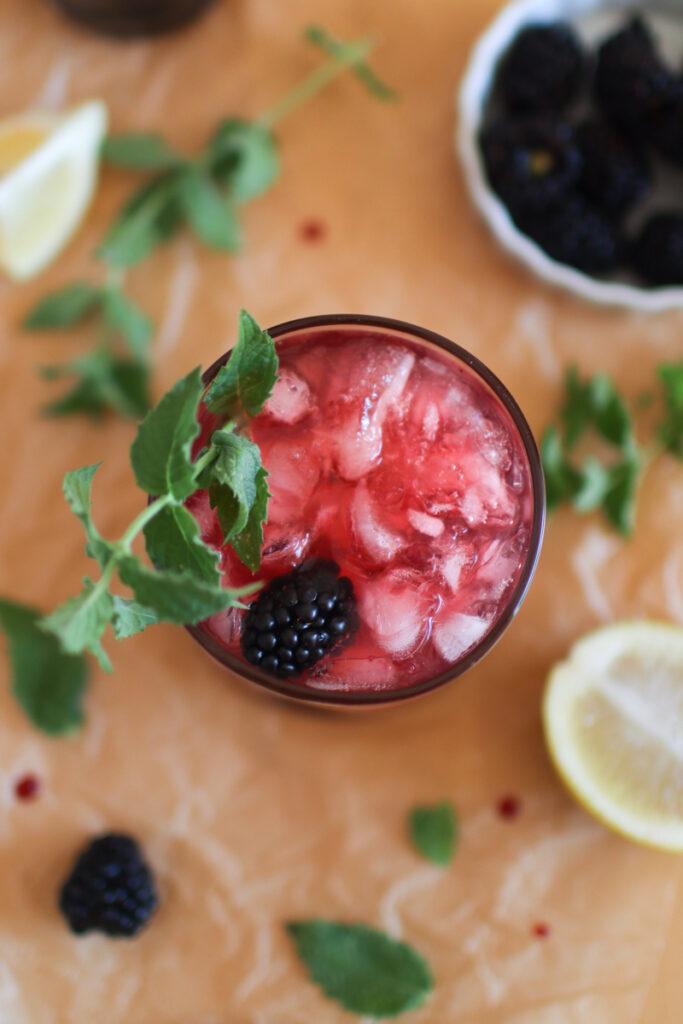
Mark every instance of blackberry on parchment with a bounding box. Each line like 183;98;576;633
481;117;581;213
59;833;158;938
242;559;358;679
494;23;585;112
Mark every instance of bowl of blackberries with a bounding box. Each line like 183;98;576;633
459;0;683;310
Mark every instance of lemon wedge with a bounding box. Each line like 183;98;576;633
543;621;683;851
0;100;107;280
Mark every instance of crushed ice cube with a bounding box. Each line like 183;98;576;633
422;402;440;440
263;368;313;424
433;611;491;662
334;347;415;480
207;608;243;646
262;441;320;525
441;549;467;592
351;480;405;564
309;657;398;690
407;508;444;537
358;570;426;658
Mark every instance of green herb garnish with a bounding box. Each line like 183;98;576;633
409;801;458;866
542;363;683;535
23;25;394;420
0;311;276;733
287;920;433;1018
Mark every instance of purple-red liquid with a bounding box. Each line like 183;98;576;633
188;327;534;694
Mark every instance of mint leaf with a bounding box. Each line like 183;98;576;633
560;366;592;449
228;465;269;572
541;427;581;511
602;454;641;536
130;367;202;500
23;282;102;329
111;596;159;639
63;464;113;567
587;374;632;448
98;172;184;267
206;118;280;202
658;362;683;458
0;598;88;735
208;430;262;539
572;456;611;513
102;288;153;359
102;133;183;170
287;920;433;1018
41;580;114;672
409;801;458;866
42;349;151;420
118;557;251;624
305;25;398;101
178;168;240;251
205;309;278;417
143;504;220;584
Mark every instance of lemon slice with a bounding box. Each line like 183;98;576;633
543;621;683;851
0;100;107;280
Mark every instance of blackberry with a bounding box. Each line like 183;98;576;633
576;118;651;217
594;16;676;130
481;117;581;213
494;22;585;112
648;81;683;166
630;213;683;286
59;833;158;938
241;559;358;679
515;195;621;275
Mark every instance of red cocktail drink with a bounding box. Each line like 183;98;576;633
187;315;544;706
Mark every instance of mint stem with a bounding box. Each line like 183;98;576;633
257;37;375;129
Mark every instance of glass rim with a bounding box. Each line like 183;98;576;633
186;312;546;708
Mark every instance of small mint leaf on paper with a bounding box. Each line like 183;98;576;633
541;427;581;512
658;362;683;458
40;580;115;672
207;118;280;203
143;503;220;584
602;454;641;537
130;367;203;500
23;282;102;330
572;456;612;514
42;350;151;420
102;133;183;171
0;598;88;735
62;464;113;568
409;801;458;866
205;309;278;418
286;919;433;1018
111;596;159;639
227;465;269;572
98;172;183;267
102;288;153;360
118;557;254;625
586;373;633;448
178;168;240;251
208;430;262;539
560;366;592;449
305;24;398;101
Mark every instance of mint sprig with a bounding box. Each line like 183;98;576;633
22;25;394;421
287;920;433;1018
2;310;276;733
409;801;458;866
25;279;152;419
543;362;683;536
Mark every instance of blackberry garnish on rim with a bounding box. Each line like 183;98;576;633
241;559;359;679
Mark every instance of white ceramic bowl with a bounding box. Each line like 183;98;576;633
458;0;683;311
